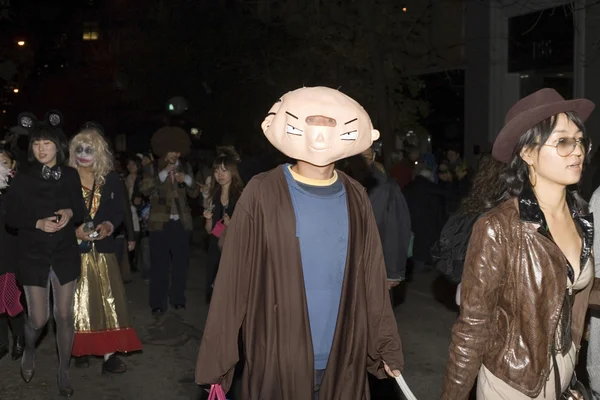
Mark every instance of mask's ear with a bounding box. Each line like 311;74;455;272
18;112;37;130
45;110;63;127
261;99;283;133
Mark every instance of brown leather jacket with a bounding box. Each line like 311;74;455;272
441;188;597;399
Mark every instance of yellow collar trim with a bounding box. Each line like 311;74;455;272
288;165;337;187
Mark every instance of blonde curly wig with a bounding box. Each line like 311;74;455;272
69;129;114;185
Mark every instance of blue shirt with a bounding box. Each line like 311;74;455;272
283;165;349;369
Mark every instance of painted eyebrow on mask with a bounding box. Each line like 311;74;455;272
345;118;357;125
266;112;276;117
286;111;298;120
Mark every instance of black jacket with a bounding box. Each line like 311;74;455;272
115;176;135;241
0;196;18;276
403;175;447;263
79;171;126;254
431;211;480;283
367;168;412;281
5;163;85;286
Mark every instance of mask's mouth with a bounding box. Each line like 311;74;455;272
77;157;93;165
308;146;330;153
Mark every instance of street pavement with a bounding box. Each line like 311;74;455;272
0;233;462;399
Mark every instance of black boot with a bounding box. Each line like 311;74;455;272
12;336;24;360
57;373;74;397
21;322;42;383
74;355;90;369
102;354;127;374
0;343;8;361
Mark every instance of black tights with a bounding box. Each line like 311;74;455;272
22;269;76;388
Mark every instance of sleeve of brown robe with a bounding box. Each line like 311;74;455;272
195;196;256;392
363;192;405;378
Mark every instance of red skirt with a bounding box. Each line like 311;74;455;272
73;328;142;357
72;248;142;356
0;273;23;316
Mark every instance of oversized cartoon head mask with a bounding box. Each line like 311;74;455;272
261;87;380;166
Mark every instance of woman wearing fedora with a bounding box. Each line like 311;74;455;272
441;88;600;399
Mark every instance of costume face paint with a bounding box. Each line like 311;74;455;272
75;143;94;167
261;87;380;167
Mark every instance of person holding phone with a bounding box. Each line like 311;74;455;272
68;123;142;374
203;147;243;304
5;111;85;397
140;126;200;315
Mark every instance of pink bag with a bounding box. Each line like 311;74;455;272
208;384;227;400
211;219;227;238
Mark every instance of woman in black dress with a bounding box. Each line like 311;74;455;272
5;113;85;397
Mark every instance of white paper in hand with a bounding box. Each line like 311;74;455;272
395;373;418;400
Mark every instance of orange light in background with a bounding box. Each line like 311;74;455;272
1;110;6;114
13;88;19;93
402;7;407;12
17;40;25;46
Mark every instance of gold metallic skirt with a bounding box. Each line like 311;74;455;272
72;247;142;356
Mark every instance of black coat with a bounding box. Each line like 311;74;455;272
80;171;126;254
0;196;18;275
403;175;447;263
113;176;135;241
5;163;85;287
367;168;412;281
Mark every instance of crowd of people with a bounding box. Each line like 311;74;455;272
1;84;600;400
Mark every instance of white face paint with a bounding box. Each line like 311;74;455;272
75;143;95;167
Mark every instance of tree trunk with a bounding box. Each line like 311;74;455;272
358;0;394;169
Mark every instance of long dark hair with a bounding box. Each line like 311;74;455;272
486;111;588;211
125;155;142;177
459;155;507;216
209;148;244;204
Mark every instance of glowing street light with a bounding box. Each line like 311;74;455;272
17;41;25;46
13;88;19;94
402;7;407;12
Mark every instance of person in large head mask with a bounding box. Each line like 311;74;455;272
195;87;404;399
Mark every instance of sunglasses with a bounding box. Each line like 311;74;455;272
542;137;592;157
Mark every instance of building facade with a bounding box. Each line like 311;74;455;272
465;0;599;164
403;0;600;164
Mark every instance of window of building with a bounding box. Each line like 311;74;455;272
82;22;99;41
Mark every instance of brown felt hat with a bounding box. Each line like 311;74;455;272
492;88;595;163
151;126;191;157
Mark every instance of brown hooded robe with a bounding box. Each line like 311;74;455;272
195;166;403;399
